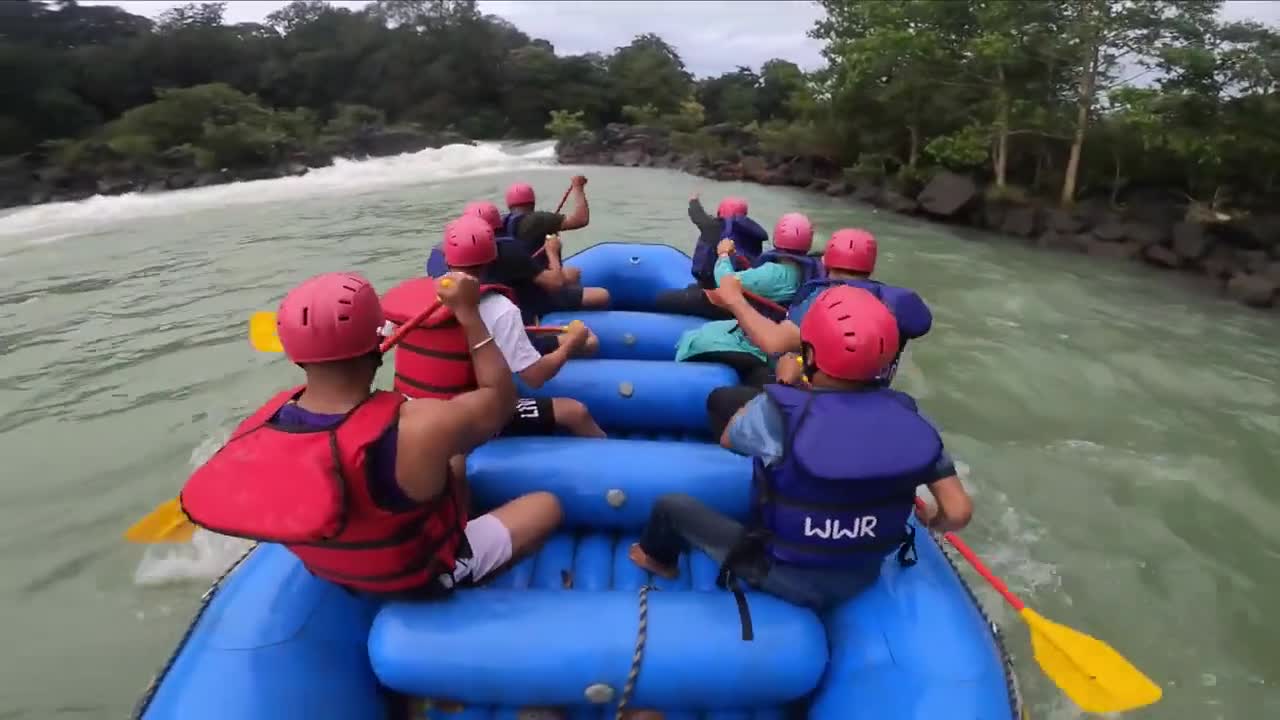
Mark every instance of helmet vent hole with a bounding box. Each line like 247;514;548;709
301;308;309;326
337;298;352;305
342;284;358;292
337;314;350;321
836;314;851;321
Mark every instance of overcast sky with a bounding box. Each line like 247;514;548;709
80;0;1278;78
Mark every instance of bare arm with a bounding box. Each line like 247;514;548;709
922;475;973;533
722;296;802;354
559;185;589;231
517;341;573;389
533;267;566;292
394;306;517;502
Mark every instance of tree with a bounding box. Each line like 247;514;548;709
607;34;694;115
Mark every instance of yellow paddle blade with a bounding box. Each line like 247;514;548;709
1021;607;1163;713
123;497;198;544
249;311;283;353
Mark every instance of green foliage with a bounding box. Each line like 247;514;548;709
621;104;660;126
924;125;990;171
546;109;587;142
2;0;1279;210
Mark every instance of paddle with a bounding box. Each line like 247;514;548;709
530;181;574;260
122;497;197;544
913;497;1162;714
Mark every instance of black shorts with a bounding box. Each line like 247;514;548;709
707;385;764;439
529;331;560;356
500;397;557;436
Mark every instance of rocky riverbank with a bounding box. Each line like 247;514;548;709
0;128;472;211
558;124;1280;311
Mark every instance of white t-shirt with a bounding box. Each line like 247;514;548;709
476;293;542;373
380;294;542;374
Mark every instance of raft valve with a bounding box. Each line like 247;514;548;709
584;683;615;704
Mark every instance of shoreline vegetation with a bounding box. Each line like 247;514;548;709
3;0;1278;309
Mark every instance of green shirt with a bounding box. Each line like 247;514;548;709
675;257;803;363
712;255;800;302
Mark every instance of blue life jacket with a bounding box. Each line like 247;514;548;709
692;215;768;281
755;250;826;288
788;279;932;385
751;384;941;569
425;245;447;277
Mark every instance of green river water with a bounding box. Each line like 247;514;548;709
0;142;1276;719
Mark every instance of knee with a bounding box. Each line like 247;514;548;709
552;397;590;428
448;454;467;482
526;490;564;528
583;331;600;356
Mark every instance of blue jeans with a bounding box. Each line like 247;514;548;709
637;493;881;611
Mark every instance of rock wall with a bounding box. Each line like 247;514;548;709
559;124;1280;312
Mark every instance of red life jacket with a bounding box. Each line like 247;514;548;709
180;386;467;594
381;276;514;400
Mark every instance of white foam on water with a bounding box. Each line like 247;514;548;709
132;426;255;586
0;140;557;249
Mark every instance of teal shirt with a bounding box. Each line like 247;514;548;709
675;257;802;362
712;256;800;302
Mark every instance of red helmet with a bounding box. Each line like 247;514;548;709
505;182;535;209
463;200;502;230
443;215;497;267
824;228;878;273
277;272;384;364
773;212;814;253
716;196;748;218
800;285;899;382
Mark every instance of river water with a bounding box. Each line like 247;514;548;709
0;141;1276;719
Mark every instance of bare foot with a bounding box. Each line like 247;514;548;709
629;543;678;579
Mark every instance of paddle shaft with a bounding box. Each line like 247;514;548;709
530;182;575;259
914;497;1026;611
379;299;442;353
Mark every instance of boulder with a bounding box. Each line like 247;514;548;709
999;206;1038;238
917;172;978;218
1092;221;1127;242
1085;239;1141;261
1044;207;1088;234
1225;272;1278;308
1143;244;1182;269
1172;222;1212;261
1122;222;1166;248
879;190;919;215
740;156;771;183
824;182;850;197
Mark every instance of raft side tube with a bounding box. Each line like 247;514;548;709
540;310;703;362
810;528;1017;720
140;544;387;720
369;590;828;709
467;437;752;529
564;243;694;311
515;359;738;435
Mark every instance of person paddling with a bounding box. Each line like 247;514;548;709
180;271;562;598
671;213;821;386
629;285;971;610
709;228;931;387
655;195;774;319
503;177;610;310
409;215;605;438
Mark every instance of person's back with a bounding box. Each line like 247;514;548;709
502;179;610;311
181;270;562;598
629;285;971;611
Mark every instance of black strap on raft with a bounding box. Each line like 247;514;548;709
897;525;919;568
716;528;772;642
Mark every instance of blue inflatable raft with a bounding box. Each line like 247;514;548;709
135;243;1022;720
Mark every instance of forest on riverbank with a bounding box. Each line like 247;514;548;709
2;0;1277;214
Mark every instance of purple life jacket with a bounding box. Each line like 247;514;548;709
750;384;942;569
692;215;768;281
425;245;446;277
755;251;826;289
788;279;932;385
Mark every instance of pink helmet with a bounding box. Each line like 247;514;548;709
824;228;878;273
443;215;497;267
800;285;899;382
463;200;502;230
277;272;384;364
716;196;749;218
505;182;535;209
773;212;814;253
